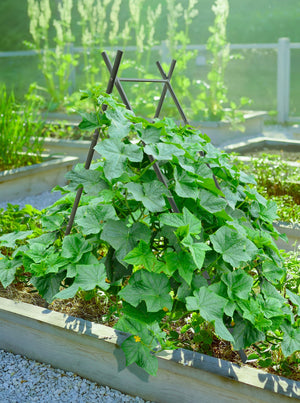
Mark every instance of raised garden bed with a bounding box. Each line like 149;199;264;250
0;154;79;202
1;99;298;399
42;137;101;163
0;297;298;403
194;111;267;147
223;137;300;155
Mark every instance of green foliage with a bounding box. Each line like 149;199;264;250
233;154;300;223
24;0;250;123
0;204;41;236
0;93;298;376
25;0;78;108
0;83;45;170
190;0;251;127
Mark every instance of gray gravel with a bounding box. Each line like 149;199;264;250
0;350;149;403
0;191;153;403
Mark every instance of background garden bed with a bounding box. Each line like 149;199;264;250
0;297;298;403
42;137;101;163
195;111;267;147
0;154;78;202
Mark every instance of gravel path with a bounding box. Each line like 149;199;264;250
0;350;150;403
0;191;153;403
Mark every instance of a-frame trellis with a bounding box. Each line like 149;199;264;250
65;49;220;235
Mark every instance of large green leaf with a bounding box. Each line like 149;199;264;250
123;240;157;271
41;214;64;232
261;260;285;283
261;280;286;303
259;200;278;223
0;257;22;288
95;138;143;180
101;220;151;261
281;325;300;356
61;234;92;263
105;108;132;139
0;231;33;248
210;226;258;267
260;297;284;319
198;189;227;213
31;271;66;303
78;111;103;131
160;207;202;235
144;143;184;160
193;162;222;194
25;243;54;263
121;302;165;324
245;187;267;207
75;204;116;235
115;315;161;346
220;183;241;209
181;235;211;270
54;263;109;299
174;166;199;199
165;250;197;285
115;316;160;376
125;181;166;212
119;270;172;312
286;289;300;314
247;229;279;253
231;315;265;350
137;125;161;144
186;287;234;342
27;233;57;249
221;269;253;301
236;299;273;330
30;253;68;277
121;336;158;376
65;167;108;195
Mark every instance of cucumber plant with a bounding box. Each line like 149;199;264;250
0;92;299;376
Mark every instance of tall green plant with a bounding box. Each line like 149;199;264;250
78;0;113;87
164;0;199;115
192;0;250;125
0;92;298;376
26;0;77;108
0;84;45;170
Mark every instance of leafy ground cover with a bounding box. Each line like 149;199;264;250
233;153;300;223
0;84;45;170
41;123;89;141
0;93;299;379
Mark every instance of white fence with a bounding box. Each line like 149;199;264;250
0;37;299;123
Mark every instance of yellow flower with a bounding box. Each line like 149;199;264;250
162;307;168;312
134;335;141;343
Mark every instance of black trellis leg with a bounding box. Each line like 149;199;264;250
102;51;133;111
65;50;123;236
